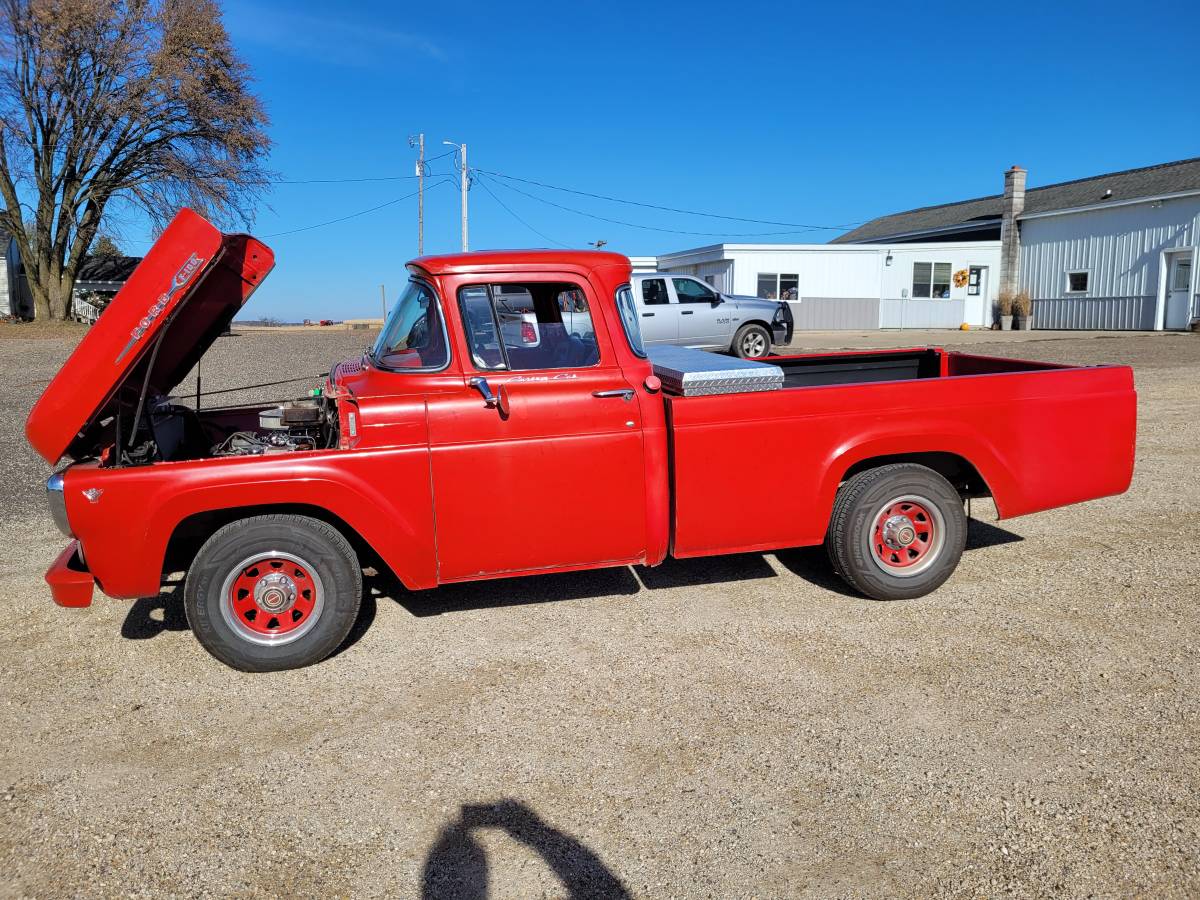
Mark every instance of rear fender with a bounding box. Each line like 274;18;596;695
817;433;1012;529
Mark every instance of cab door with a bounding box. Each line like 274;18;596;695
633;276;677;345
426;274;649;581
672;277;726;347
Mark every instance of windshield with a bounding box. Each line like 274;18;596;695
614;285;646;357
370;280;449;370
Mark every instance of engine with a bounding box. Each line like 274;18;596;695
210;399;336;457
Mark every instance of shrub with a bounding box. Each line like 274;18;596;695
1013;291;1033;316
997;291;1016;316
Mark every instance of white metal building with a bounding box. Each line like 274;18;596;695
647;241;1001;330
836;158;1200;331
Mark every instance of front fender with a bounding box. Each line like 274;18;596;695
64;447;437;599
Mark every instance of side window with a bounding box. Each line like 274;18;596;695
458;281;601;371
640;278;669;305
757;273;778;299
673;278;715;303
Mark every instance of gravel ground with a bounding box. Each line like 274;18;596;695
1;326;1197;898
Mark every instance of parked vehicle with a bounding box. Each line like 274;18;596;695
630;273;792;358
28;210;1137;672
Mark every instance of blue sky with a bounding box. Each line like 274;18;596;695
122;0;1199;319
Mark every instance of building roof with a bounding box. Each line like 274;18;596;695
75;254;142;284
833;157;1200;244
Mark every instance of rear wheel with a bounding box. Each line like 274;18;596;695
184;514;362;672
733;323;771;359
826;463;966;601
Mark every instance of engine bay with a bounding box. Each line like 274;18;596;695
114;393;339;467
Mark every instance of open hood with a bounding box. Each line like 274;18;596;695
25;208;275;464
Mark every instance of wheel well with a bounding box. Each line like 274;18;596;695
732;319;774;352
840;452;991;499
163;504;385;578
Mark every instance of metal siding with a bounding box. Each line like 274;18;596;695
1020;196;1200;329
879;299;968;329
788;297;880;330
1032;296;1157;330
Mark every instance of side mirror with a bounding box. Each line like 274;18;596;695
711;293;723;305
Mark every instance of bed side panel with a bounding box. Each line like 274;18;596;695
667;364;1136;558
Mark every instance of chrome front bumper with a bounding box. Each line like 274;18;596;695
46;470;72;537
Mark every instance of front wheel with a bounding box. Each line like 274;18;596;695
732;323;771;359
184;514;362;672
825;463;967;601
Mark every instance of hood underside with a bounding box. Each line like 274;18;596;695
25;209;275;464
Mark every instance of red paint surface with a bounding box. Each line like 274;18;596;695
44;541;94;608
26;209;274;464
32;216;1137;605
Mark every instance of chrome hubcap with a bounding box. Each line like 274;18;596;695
881;515;917;549
254;571;297;613
744;333;766;356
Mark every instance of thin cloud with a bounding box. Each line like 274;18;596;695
225;2;447;67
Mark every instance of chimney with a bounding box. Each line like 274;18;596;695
999;165;1026;297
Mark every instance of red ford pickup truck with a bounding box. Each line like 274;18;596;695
27;210;1137;671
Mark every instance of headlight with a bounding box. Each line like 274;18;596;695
46;470;72;537
773;305;786;324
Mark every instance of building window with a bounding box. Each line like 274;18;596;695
1066;270;1090;294
1170;260;1192;292
756;273;799;301
912;262;952;299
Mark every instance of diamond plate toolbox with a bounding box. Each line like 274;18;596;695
647;345;784;397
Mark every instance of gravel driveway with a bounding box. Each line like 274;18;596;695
1;326;1197;897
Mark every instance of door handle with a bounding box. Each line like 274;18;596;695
681;310;694;315
592;388;635;402
642;312;655;317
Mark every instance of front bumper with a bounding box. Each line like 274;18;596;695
772;303;794;347
45;540;95;608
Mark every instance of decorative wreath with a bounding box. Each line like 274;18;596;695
952;269;969;288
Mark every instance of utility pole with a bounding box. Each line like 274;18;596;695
409;133;425;255
444;140;469;251
380;284;387;322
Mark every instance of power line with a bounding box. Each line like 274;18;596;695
261;179;454;237
270;151;458;185
477;167;863;231
484;176;848;238
474;173;572;249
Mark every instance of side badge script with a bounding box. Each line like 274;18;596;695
114;253;205;364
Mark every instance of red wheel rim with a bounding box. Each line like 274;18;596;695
871;498;938;571
227;556;318;638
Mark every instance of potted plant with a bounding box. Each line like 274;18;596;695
997;291;1015;331
1014;291;1034;330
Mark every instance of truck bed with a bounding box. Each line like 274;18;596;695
664;347;1137;558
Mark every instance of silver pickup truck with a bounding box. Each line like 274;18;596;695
630;273;793;358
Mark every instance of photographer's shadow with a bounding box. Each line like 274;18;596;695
422;800;630;900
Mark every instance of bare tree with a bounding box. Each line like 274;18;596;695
0;0;270;320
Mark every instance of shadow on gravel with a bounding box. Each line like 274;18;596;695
422;800;630;900
964;517;1024;550
772;546;860;597
121;578;189;639
381;566;642;618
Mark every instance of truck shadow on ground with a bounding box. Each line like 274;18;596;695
120;518;1022;642
421;800;630;900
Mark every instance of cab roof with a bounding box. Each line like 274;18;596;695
411;249;631;277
